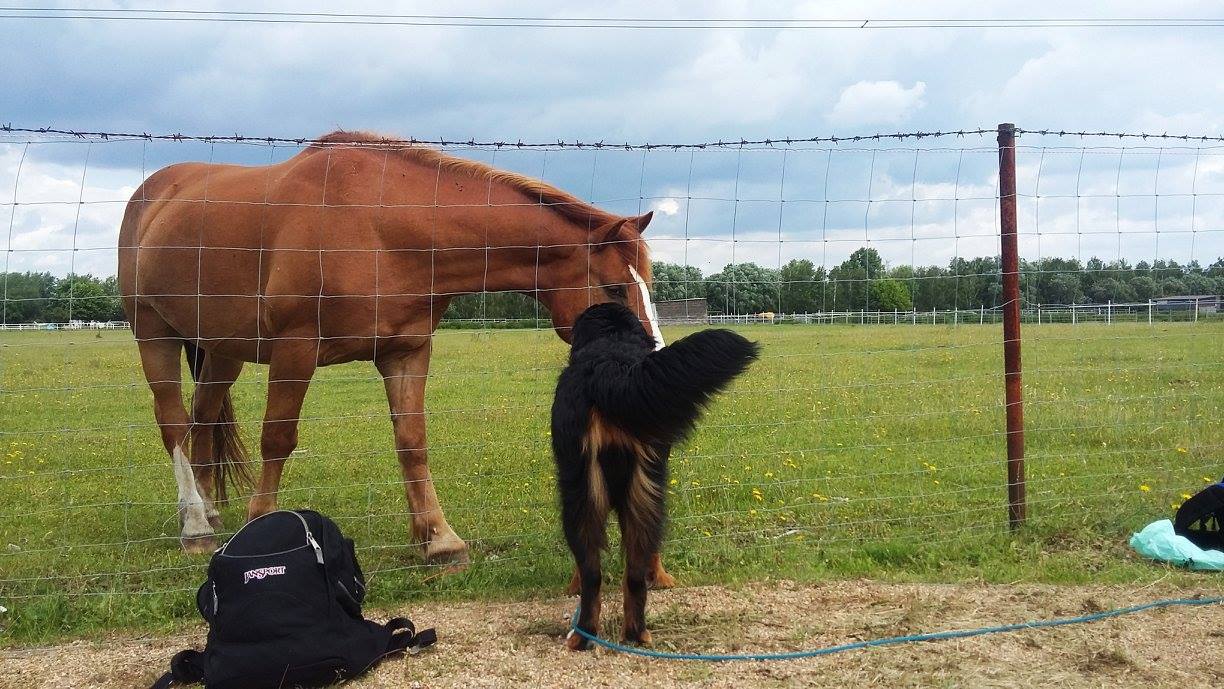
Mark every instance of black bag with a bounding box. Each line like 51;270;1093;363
152;510;435;689
1174;478;1224;551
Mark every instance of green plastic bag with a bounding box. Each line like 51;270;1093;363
1129;519;1224;571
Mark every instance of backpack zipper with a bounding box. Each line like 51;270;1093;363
218;510;324;564
306;530;324;565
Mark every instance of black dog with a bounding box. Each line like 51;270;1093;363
552;302;758;649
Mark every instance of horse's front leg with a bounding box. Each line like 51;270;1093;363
377;348;469;566
247;340;317;521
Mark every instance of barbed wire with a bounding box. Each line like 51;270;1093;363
1017;128;1224;142
0;124;999;149
4;124;1223;149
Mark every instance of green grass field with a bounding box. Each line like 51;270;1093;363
1;321;1221;645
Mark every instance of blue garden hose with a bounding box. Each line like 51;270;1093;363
569;595;1224;661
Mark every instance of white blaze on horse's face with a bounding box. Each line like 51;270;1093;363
627;265;665;351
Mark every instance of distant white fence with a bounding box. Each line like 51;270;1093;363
0;320;130;331
708;301;1221;326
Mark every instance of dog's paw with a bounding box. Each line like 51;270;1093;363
621;628;652;646
565;629;593;651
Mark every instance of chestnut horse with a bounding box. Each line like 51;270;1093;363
117;132;669;581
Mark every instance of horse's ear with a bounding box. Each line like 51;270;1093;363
634;211;653;234
594;218;630;249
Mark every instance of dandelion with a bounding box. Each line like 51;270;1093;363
1182;493;1193;501
1177;447;1189;454
1139;484;1151;492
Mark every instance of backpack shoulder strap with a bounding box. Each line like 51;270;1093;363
385;617;437;655
149;649;205;689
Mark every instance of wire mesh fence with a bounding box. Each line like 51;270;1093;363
0;124;1220;642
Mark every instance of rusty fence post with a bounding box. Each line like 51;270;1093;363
997;123;1026;529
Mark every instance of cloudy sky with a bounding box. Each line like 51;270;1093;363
3;1;1224;277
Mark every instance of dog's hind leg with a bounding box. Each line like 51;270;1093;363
618;508;658;645
561;476;606;651
565;542;603;651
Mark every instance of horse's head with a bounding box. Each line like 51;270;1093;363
538;211;663;347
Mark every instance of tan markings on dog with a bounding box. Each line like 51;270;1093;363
580;411;610;518
627;462;662;525
583;409;661;524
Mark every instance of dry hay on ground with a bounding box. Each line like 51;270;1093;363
2;580;1221;688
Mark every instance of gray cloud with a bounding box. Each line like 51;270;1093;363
4;0;1224;277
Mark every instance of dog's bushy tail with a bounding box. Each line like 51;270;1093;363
590;329;759;446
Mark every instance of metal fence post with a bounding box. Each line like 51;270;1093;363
998;123;1026;529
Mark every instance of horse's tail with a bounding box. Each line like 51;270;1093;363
590;329;760;448
183;340;251;504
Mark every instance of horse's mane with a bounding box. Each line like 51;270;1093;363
312;130;625;229
311;131;648;276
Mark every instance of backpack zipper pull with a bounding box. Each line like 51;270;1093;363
307;532;324;565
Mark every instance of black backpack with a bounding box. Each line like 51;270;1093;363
152;510;435;689
1175;478;1224;551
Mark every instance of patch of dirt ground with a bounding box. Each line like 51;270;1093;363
3;580;1222;688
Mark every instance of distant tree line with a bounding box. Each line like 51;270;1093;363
655;249;1224;315
3;250;1222;323
0;272;125;323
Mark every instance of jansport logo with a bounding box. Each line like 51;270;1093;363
243;566;286;584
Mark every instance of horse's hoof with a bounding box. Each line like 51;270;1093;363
181;533;219;555
424;541;470;569
565;630;592;651
649;570;676;590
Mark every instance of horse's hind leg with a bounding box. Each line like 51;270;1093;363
189;354;245;529
133;319;216;553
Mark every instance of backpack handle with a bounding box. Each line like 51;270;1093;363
385;617;437;655
149;649;205;689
